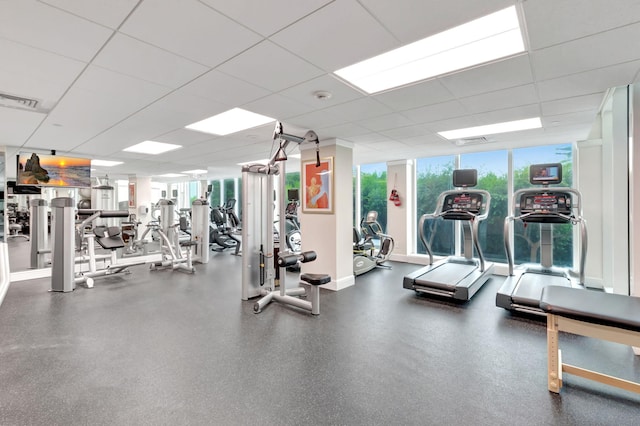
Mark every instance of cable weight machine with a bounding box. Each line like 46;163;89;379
241;122;330;314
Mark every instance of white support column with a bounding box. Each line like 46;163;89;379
386;160;414;261
300;139;355;291
599;87;629;295
630;84;640;356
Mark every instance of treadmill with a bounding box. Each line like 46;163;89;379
496;163;587;315
403;169;494;300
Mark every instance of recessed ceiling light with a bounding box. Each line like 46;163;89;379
91;159;123;167
186;108;275;136
123;141;182;155
437;117;542;140
334;6;524;94
158;173;186;178
181;169;208;174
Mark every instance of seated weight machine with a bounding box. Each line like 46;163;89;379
241;121;330;315
49;198;145;292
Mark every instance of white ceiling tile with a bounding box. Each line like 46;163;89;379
541;110;598;128
217;41;324;92
242;94;316;122
180;70;271;107
93;34;209;88
153;129;218;146
402;100;467;124
120;0;262;67
0;1;112;61
27;67;171;150
313;98;393;124
378;124;432;140
278;75;365;108
532;22;640;81
439;55;534;98
199;0;332;37
541;93;605;117
523;0;640;49
0;38;85;106
357;113;415;132
270;1;399;71
132;91;228;131
0;108;46;146
73;65;170;100
314;123;371;140
537;61;640;101
472;104;541;125
342;133;388;144
40;0;138;29
361;0;513;43
374;79;455;111
459;84;539;114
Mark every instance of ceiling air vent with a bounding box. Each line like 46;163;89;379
452;136;489;146
0;92;41;111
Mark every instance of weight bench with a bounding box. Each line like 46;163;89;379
540;286;640;395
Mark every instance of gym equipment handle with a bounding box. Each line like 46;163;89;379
277;251;317;267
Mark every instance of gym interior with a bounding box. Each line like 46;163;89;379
1;2;640;424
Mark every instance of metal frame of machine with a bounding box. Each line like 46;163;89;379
496;163;587;314
403;169;494;301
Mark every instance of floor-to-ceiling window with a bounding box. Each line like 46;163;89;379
460;150;508;263
359;162;388;232
209;180;221;208
413;144;574;264
512;144;574;267
415;156;455;255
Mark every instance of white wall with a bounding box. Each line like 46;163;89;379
386;160;414;259
631;84;640;298
576;140;604;289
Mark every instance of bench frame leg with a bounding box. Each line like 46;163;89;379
546;313;640;394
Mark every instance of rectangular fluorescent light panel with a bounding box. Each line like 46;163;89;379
438;117;542;140
159;173;186;178
186;108;275;136
181;169;208;174
334;6;524;94
123;141;182;155
237;158;269;166
91;159;123;167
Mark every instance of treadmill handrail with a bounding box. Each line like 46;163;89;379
505;187;587;284
418;188;491;267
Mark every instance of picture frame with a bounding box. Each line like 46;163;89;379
128;182;136;208
302;157;333;214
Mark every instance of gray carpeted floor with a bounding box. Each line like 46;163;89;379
1;253;639;425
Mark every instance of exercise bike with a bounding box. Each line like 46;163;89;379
209;201;241;255
353;211;395;276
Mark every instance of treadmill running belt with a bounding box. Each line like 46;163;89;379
414;263;477;291
512;273;571;307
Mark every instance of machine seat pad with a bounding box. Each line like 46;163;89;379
540;286;640;332
301;273;331;286
180;240;198;247
93;226;125;250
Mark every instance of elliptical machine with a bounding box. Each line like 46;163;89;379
353;211;395;276
209;200;241;255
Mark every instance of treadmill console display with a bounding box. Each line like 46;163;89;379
519;192;572;222
442;192;484;219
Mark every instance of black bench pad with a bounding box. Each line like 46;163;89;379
301;273;331;286
540;286;640;333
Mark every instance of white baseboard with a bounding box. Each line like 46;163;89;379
321;274;355;291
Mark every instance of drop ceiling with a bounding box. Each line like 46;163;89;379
1;0;639;181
